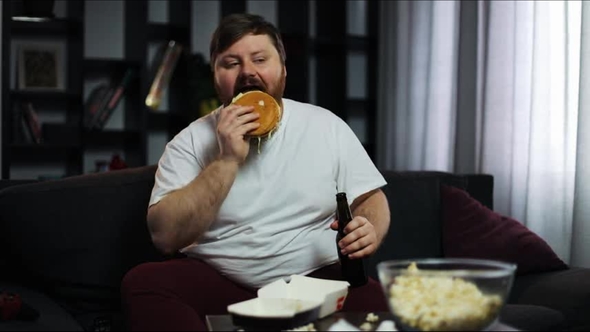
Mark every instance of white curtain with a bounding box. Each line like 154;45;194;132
377;0;590;267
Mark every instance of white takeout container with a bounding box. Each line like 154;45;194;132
227;275;349;329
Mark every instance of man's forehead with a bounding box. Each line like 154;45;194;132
221;34;274;54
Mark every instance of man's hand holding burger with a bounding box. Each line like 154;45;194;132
216;104;260;164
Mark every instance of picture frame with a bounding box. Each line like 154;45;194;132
17;42;65;91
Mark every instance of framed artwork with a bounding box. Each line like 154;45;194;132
17;43;65;91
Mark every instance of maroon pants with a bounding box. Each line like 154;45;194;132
121;258;388;331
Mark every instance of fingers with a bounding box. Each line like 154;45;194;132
219;105;258;125
219;105;260;136
330;220;339;231
347;243;376;260
236;122;260;136
337;216;377;259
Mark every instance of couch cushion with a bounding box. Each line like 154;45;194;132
510;267;590;330
441;184;568;276
500;304;565;331
367;171;469;280
0;165;163;328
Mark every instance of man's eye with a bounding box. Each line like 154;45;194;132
224;62;239;68
254;58;266;63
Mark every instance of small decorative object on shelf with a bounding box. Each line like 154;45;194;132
145;40;183;110
84;68;136;130
17;42;65;91
95;154;128;173
95;160;109;173
109;154;128;171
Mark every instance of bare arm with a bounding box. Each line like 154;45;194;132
351;188;390;249
147;158;239;255
148;104;260;255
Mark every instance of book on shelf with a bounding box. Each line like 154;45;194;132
84;84;111;129
17;111;34;143
84;68;136;130
145;40;183;111
93;68;136;129
16;102;42;144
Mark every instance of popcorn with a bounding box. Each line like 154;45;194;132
387;262;502;331
359;322;373;331
366;312;379;323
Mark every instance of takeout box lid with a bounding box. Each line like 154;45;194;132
227;297;322;330
257;275;349;318
226;275;350;329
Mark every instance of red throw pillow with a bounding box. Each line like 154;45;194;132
441;184;568;276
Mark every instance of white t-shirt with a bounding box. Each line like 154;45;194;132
149;98;387;288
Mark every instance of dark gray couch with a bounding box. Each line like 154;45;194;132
0;165;588;331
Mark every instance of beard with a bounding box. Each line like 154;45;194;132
216;70;286;108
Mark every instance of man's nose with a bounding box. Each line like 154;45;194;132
240;61;256;77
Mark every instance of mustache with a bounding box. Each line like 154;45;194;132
233;77;266;97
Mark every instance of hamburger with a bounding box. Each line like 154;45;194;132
231;90;281;139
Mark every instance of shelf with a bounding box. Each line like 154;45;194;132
147;110;192;133
10;17;82;38
9;143;80;161
281;32;312;57
282;34;376;55
147;111;167;127
312;36;376;54
147;24;190;42
10;90;82;103
2;1;197;179
84;58;142;76
10;142;80;150
8;143;80;166
83;130;142;147
11;131;144;152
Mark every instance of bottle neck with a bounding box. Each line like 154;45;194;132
336;198;352;233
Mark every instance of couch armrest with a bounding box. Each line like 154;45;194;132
509;267;590;330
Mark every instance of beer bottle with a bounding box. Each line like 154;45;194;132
335;192;368;287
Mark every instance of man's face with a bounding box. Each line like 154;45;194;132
213;33;286;107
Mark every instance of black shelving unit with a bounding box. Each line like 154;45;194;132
278;1;378;160
147;24;190;42
1;0;85;178
10;17;82;37
1;0;377;179
1;0;194;179
125;0;192;145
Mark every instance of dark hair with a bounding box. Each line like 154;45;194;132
210;13;286;68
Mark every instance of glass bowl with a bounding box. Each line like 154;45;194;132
377;258;517;331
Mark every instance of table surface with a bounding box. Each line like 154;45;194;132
206;311;520;331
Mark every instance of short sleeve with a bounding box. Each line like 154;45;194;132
149;124;213;207
334;118;387;205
